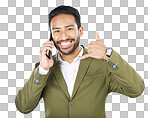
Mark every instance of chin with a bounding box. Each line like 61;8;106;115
60;47;75;55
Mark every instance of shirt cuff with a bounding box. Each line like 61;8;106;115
38;65;49;75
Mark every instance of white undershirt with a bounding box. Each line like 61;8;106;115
39;46;83;98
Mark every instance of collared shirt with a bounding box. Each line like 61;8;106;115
39;46;83;97
58;46;83;97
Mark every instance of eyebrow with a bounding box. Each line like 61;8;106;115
52;25;75;30
65;25;74;28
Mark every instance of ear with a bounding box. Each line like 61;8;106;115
78;26;83;37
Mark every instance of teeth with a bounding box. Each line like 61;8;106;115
61;42;70;46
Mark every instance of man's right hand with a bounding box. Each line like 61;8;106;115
39;39;54;70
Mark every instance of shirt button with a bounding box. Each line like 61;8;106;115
36;80;39;84
113;65;116;68
69;102;74;107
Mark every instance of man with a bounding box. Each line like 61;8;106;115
15;5;145;118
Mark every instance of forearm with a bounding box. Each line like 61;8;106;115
106;50;145;98
15;63;49;113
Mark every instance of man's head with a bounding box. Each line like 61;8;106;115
48;5;83;55
48;5;81;30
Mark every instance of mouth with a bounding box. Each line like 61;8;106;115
58;39;74;49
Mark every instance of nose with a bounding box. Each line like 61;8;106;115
60;31;68;40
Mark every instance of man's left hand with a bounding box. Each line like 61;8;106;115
79;32;107;60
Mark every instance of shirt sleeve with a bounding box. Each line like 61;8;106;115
105;49;145;98
38;65;49;75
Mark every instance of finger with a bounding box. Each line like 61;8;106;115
90;41;96;45
87;45;92;52
79;54;91;60
47;39;54;43
43;40;53;46
44;42;53;47
87;43;91;49
87;44;91;49
41;46;53;55
41;46;53;53
41;43;53;51
87;41;95;49
44;46;53;52
46;41;54;45
87;42;98;49
95;31;101;41
47;38;53;41
87;48;92;54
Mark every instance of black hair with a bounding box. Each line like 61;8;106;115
48;5;81;30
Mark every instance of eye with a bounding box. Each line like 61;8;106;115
67;28;73;31
54;30;60;33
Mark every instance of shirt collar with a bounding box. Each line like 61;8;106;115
58;45;83;64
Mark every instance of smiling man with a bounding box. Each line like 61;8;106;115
15;5;145;118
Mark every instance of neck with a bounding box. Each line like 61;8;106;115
61;46;81;63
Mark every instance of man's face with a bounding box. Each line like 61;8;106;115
50;14;83;55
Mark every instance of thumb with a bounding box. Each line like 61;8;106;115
95;31;101;41
79;54;91;60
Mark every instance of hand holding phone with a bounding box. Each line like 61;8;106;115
40;33;54;70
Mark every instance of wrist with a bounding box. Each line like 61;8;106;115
39;64;50;71
102;47;113;61
102;54;110;61
105;48;113;57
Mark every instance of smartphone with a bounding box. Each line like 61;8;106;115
46;33;53;59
